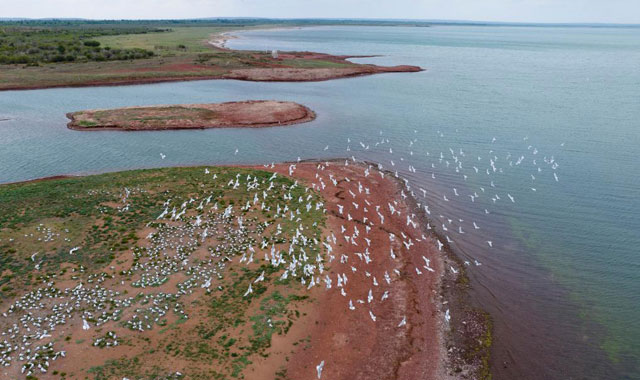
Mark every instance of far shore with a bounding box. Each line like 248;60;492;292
66;100;316;131
0;27;423;92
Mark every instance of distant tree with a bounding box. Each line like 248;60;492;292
83;40;100;47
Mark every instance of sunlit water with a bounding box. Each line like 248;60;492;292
1;25;639;379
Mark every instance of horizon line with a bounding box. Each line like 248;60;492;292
0;17;639;27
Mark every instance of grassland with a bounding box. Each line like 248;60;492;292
0;166;326;379
94;26;228;54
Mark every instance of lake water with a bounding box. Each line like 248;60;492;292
1;25;639;379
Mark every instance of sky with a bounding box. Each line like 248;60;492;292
1;0;639;24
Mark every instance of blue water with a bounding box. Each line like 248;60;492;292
1;25;639;379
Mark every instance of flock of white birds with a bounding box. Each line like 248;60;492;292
0;123;563;379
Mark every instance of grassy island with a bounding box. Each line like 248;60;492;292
67;100;316;131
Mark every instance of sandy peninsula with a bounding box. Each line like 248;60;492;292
0;27;423;91
66;100;316;131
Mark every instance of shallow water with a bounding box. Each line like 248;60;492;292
1;25;639;379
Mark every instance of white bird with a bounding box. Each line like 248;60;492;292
316;361;325;379
487;241;493;248
398;316;407;327
254;271;265;283
243;284;253;297
159;153;166;159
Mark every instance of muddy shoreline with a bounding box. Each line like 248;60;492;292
66;100;316;131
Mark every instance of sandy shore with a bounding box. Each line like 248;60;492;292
66;100;316;131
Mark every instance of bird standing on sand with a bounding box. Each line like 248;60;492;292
316;360;325;379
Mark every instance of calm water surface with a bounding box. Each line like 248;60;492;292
1;25;639;379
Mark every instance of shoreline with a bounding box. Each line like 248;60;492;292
207;26;304;50
65;100;316;131
1;160;491;379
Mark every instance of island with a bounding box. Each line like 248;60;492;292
66;100;316;131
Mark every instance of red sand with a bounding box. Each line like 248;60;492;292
246;161;450;380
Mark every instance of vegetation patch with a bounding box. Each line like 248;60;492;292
0;166;325;379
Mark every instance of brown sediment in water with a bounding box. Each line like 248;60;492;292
66;100;316;131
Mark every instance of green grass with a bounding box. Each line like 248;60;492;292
77;120;98;127
95;27;228;55
0;166;325;379
279;58;351;68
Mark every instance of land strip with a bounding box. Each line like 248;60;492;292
0;23;423;91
